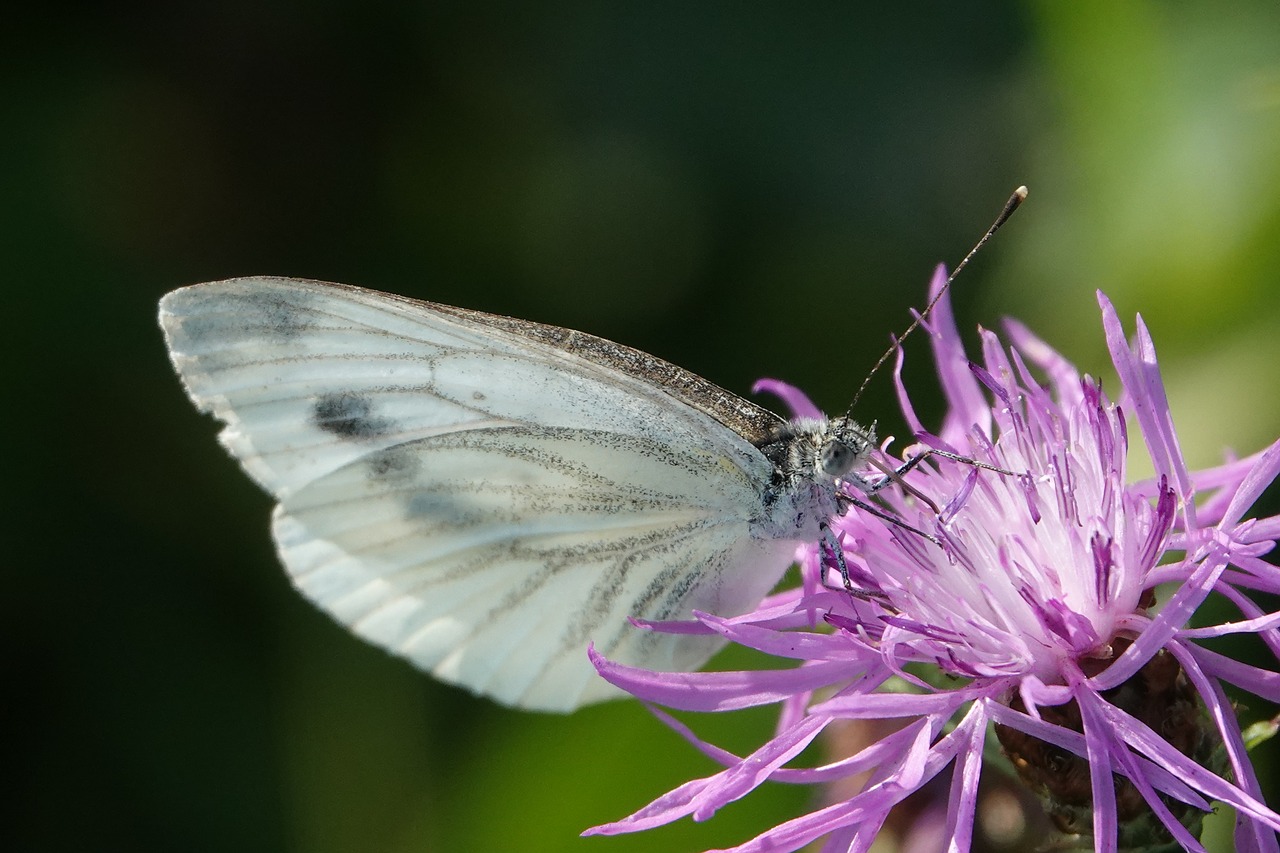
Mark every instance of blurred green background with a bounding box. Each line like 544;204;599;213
7;2;1280;851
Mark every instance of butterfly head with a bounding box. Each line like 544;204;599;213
816;417;876;479
758;417;876;493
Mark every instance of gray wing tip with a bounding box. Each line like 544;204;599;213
158;277;379;333
160;276;303;310
159;276;328;336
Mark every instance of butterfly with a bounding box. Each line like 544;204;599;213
159;278;881;711
158;192;1025;712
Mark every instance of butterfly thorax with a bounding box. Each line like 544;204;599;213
752;416;876;540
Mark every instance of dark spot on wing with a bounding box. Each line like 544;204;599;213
313;392;395;439
472;391;486;401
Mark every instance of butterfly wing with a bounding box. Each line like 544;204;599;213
160;277;796;710
273;426;798;710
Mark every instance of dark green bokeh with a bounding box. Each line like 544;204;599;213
6;3;1280;851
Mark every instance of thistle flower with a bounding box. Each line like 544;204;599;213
586;267;1280;853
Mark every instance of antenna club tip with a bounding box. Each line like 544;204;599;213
1014;185;1029;200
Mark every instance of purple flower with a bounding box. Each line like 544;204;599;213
586;267;1280;852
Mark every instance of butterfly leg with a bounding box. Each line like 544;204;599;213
847;461;938;513
819;520;917;608
838;448;1008;549
909;447;1014;476
818;522;856;595
835;491;943;548
874;448;1014;486
855;449;1015;511
871;451;930;490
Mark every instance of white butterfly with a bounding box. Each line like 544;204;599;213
160;277;885;711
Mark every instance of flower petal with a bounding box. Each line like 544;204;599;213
590;645;855;712
1094;686;1280;832
691;714;831;821
1187;643;1280;703
921;264;992;441
1219;437;1280;531
1074;683;1119;853
1079;682;1212;851
694;611;865;661
752;378;824;420
1002;315;1084;410
1167;642;1280;853
811;683;992;718
942;703;988;853
1089;547;1230;691
1098;291;1194;522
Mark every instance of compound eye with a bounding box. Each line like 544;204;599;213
820;440;857;477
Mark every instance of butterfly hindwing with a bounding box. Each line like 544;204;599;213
273;425;797;710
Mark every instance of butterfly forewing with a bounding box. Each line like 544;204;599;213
163;278;773;498
160;277;800;710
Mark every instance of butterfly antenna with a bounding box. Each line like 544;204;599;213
845;185;1028;416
